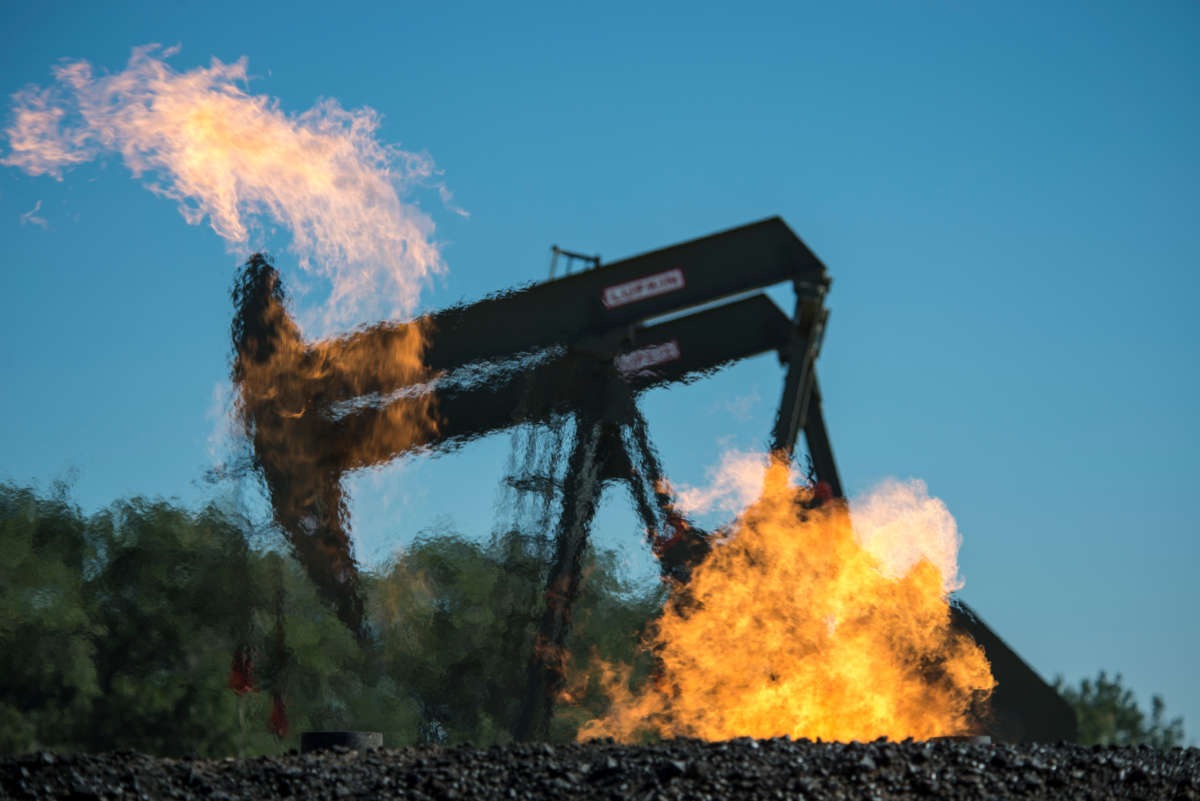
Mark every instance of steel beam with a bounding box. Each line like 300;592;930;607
330;293;794;466
802;378;843;498
951;603;1078;742
513;375;639;741
315;217;828;398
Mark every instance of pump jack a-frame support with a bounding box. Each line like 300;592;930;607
232;217;1076;744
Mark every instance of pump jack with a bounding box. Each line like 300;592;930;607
232;217;1076;743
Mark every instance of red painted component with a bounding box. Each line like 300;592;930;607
227;648;257;696
269;694;289;738
652;514;690;557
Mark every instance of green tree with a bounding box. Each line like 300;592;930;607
0;482;100;753
1055;671;1185;748
0;483;382;756
371;527;663;745
80;498;256;755
0;481;665;754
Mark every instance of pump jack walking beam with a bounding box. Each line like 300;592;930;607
383;217;826;377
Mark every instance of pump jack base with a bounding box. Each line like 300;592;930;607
300;731;383;753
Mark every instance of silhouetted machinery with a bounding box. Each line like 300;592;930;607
232;217;1076;743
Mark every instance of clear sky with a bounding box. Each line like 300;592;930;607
2;1;1197;742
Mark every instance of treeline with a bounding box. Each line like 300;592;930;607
0;481;662;756
1054;672;1185;749
1;482;1187;755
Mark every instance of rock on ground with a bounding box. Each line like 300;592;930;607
2;738;1198;800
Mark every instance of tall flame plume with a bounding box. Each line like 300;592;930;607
2;45;458;698
578;454;995;742
3;44;448;332
4;45;451;631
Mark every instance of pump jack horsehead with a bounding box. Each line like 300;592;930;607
231;217;1076;744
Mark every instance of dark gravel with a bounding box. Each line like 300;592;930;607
3;738;1198;800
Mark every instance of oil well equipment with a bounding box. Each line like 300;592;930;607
231;217;1076;743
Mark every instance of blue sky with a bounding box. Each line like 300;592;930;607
2;1;1197;742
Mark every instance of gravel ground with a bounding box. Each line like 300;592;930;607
3;738;1198;800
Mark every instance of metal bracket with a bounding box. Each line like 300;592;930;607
549;245;601;279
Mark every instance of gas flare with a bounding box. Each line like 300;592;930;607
3;44;462;734
3;44;447;332
578;454;994;742
4;41;454;651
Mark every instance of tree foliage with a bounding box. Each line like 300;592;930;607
0;481;662;755
0;482;99;753
1055;671;1186;748
10;480;1187;755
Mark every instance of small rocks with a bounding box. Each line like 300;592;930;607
1;739;1197;800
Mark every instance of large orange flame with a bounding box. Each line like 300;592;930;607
578;454;994;742
3;44;449;332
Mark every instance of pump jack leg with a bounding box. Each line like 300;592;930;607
623;405;713;580
514;411;610;741
802;377;843;498
770;337;817;461
625;458;663;550
771;349;844;498
625;407;672;538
